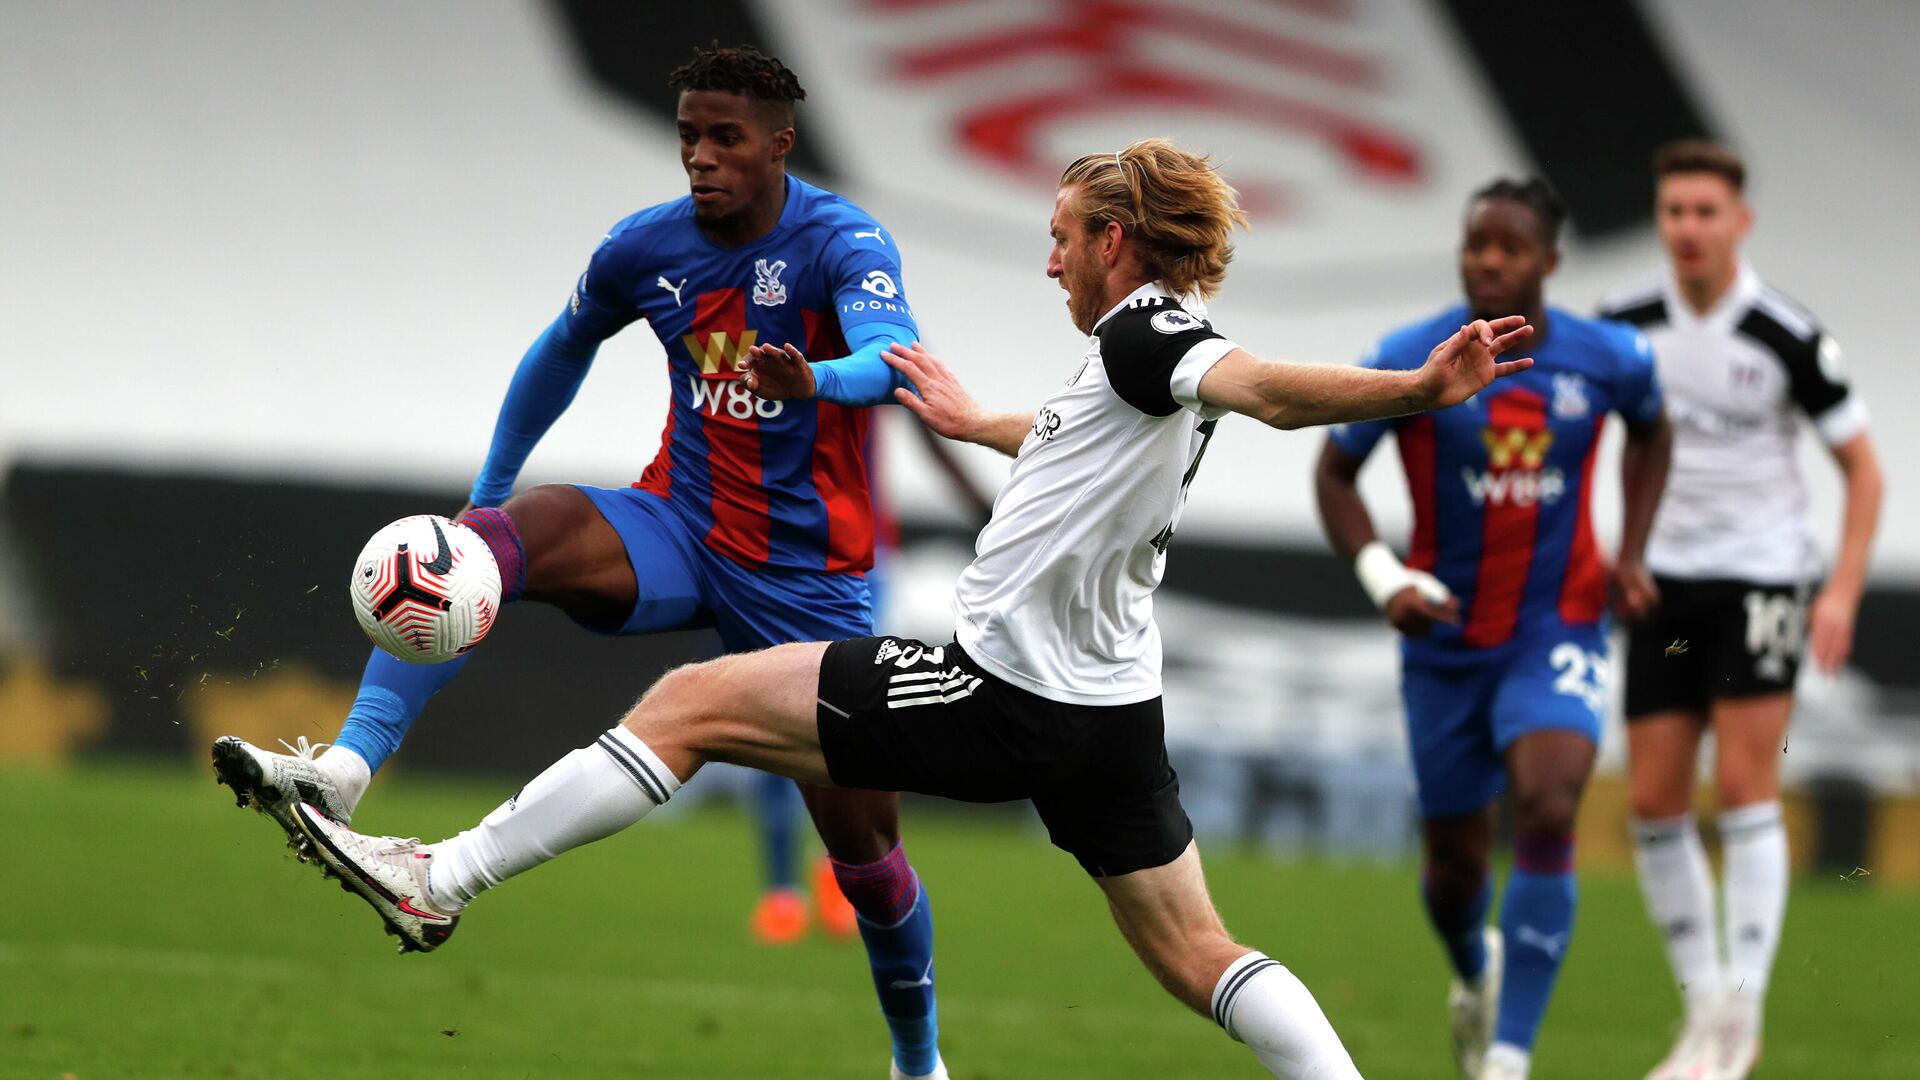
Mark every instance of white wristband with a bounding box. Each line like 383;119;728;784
1354;540;1452;610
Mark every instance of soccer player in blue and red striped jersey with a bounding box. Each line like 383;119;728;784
212;44;946;1080
1314;179;1670;1080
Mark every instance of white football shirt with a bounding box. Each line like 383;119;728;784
1599;262;1867;583
951;282;1238;705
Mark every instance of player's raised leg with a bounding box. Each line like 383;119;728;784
298;643;830;939
1097;843;1361;1079
212;485;637;838
296;640;947;1078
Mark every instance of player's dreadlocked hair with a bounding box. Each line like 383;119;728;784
1059;138;1250;301
1469;176;1568;248
667;43;806;126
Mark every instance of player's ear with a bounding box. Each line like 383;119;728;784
1543;247;1561;277
768;126;795;164
1103;220;1125;266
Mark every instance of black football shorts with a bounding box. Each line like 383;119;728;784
1625;576;1811;718
815;636;1192;877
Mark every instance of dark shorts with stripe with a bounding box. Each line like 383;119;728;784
816;636;1192;877
1625;576;1810;718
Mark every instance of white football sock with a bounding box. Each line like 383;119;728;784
1632;813;1723;1012
1212;952;1362;1079
427;726;680;909
316;745;372;812
1720;801;1787;1000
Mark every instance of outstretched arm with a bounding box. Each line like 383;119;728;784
1198;318;1534;429
469;312;604;507
739;320;919;406
884;343;1032;457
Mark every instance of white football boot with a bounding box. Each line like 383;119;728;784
1703;993;1762;1080
890;1056;949;1080
1644;1005;1717;1080
212;736;355;856
1478;1042;1530;1080
1449;928;1504;1077
293;802;460;953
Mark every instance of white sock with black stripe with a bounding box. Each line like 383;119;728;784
427;726;681;909
1211;952;1362;1079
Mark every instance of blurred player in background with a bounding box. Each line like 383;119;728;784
211;44;948;1080
1598;140;1884;1080
281;136;1540;1080
1315;179;1670;1080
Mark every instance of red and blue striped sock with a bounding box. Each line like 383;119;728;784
1496;833;1577;1051
833;844;939;1076
456;506;527;602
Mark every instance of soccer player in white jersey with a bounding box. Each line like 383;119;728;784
1597;140;1885;1080
281;138;1534;1078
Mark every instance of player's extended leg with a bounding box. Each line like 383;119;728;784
296;642;947;1078
302;642;835;943
1704;692;1793;1080
213;485;655;832
1485;729;1595;1078
334;484;638;778
1095;843;1361;1079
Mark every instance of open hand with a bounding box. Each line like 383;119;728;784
1385;586;1459;638
1807;586;1857;676
886;342;983;442
1611;557;1661;621
1418;317;1534;409
739;342;816;400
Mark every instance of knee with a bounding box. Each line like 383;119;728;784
1628;780;1690;822
1512;783;1581;842
626;659;726;740
1422;831;1490;886
1715;758;1778;810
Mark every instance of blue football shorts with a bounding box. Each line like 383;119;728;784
1400;622;1609;819
573;485;872;652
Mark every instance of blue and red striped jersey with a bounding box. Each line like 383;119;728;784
1331;304;1661;662
565;175;915;574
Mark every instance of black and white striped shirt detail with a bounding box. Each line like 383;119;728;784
1212;954;1281;1032
886;666;984;709
597;732;671;804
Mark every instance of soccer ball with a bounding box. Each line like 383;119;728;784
348;515;501;664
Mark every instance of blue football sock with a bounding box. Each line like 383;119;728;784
751;771;801;891
850;880;939;1075
333;647;471;774
1496;863;1577;1050
1422;870;1492;982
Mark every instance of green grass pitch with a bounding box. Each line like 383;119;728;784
4;761;1914;1078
